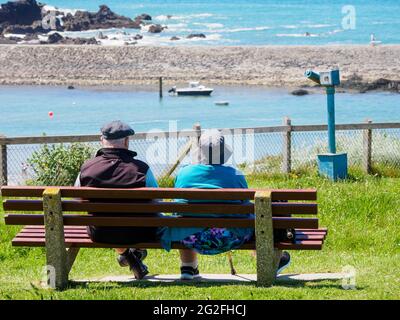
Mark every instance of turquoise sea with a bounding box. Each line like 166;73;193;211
0;85;399;137
43;0;400;45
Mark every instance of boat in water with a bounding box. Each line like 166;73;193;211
168;82;214;96
215;101;230;106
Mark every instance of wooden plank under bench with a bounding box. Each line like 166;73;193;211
12;226;327;250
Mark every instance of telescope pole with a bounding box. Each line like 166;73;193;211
326;86;336;154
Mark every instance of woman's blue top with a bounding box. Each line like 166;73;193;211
160;164;254;251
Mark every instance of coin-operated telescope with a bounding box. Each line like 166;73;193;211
305;69;347;181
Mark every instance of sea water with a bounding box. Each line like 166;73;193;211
42;0;400;46
0;85;399;137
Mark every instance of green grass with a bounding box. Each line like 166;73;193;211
1;172;399;300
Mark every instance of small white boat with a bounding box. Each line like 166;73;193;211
169;82;214;96
215;101;230;106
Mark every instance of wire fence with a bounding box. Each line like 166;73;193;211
1;121;399;187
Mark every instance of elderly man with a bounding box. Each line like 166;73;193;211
75;121;159;279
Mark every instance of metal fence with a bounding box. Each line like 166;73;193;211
1;120;399;186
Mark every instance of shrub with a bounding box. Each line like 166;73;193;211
27;143;95;186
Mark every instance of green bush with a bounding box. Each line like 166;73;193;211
27;143;95;186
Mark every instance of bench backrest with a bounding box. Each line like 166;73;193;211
1;186;318;229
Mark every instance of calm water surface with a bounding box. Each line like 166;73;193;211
0;85;399;136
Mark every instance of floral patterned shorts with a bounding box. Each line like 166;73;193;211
181;228;253;255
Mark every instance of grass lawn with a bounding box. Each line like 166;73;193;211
0;171;399;300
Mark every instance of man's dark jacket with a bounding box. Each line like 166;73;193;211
79;148;159;245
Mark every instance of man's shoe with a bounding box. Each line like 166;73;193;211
135;249;148;261
276;251;291;275
118;249;149;279
180;266;200;280
117;249;148;268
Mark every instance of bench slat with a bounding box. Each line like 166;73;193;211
13;226;326;250
11;237;323;250
19;226;328;233
3;200;317;215
3;200;254;215
17;230;326;241
5;214;319;229
1;186;317;201
19;228;327;240
22;225;329;233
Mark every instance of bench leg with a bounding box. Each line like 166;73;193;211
43;188;69;290
66;247;80;274
274;249;282;271
255;191;276;287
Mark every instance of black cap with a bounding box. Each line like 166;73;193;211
101;121;135;140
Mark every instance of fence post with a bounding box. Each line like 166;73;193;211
191;123;202;164
282;117;292;173
363;119;372;174
0;135;7;186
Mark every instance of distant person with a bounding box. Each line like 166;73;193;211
160;129;291;280
370;33;381;46
75;120;160;279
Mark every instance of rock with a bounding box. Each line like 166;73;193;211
133;34;143;40
187;33;206;39
291;89;309;96
148;24;164;33
61;5;141;32
46;32;63;44
341;74;400;93
3;21;45;34
45;33;98;45
0;1;142;42
0;0;42;26
123;41;137;46
366;78;400;92
0;36;18;44
24;33;39;41
61;11;91;32
135;13;152;21
66;37;98;45
170;36;180;41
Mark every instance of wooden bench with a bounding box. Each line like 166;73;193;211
1;186;327;289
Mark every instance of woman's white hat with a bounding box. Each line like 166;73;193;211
194;129;233;165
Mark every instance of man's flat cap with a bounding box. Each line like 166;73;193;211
101;121;135;140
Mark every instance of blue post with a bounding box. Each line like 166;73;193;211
305;69;348;181
326;86;336;154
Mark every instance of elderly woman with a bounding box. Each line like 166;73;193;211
161;130;291;280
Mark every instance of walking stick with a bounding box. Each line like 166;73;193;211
227;252;237;275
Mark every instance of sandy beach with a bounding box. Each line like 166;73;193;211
0;44;399;88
